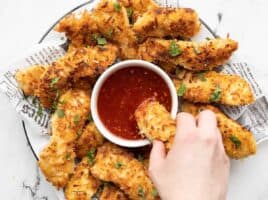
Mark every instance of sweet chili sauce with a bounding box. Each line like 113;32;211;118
97;67;171;140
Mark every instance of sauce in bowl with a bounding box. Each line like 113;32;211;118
97;66;172;140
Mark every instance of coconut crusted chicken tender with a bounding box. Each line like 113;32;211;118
133;8;200;41
15;65;45;96
138;38;238;71
181;102;257;159
64;157;101;200
100;184;128;200
134;99;176;149
91;143;159;200
92;0;138;59
173;70;255;106
37;45;118;108
75;122;105;158
39;89;90;188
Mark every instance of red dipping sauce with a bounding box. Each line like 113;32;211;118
97;67;172;140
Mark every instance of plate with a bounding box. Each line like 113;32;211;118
22;1;268;200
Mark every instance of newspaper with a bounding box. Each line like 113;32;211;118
0;1;267;149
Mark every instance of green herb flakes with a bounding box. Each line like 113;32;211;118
113;2;121;12
106;29;114;38
229;135;241;148
197;72;207;81
152;188;158;197
73;114;80;125
97;37;107;46
37;103;43;117
127;7;133;19
137;186;145;198
57;109;65;118
210;86;222;102
65;153;71;161
87;147;96;165
169;40;182;57
177;83;187;97
50;77;59;89
115;161;123;169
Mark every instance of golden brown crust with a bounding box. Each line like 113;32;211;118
138;38;238;71
100;185;128;200
36;45;118;108
135;99;175;149
133;8;200;41
173;70;255;106
38;90;90;188
90;143;158;200
64;157;101;200
181;102;257;159
75;122;105;158
15;65;45;96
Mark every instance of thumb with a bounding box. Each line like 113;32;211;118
149;140;166;172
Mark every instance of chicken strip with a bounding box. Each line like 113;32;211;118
181;102;257;159
36;45;118;108
133;8;200;41
64;157;101;200
75;122;105;158
173;70;255;106
92;0;138;59
55;10;99;50
15;65;45;96
100;184;128;200
135;99;256;159
39;89;90;188
118;0;158;22
91;143;159;200
135;99;175;149
138;38;238;71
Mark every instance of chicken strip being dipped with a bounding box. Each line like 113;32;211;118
39;89;90;188
135;99;256;159
36;45;118;108
173;70;255;106
133;8;200;41
91;143;159;200
138;38;238;71
64;157;101;200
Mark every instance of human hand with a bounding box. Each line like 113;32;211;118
149;110;230;200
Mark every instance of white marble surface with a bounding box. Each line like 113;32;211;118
0;0;268;199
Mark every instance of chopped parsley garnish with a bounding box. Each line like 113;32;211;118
177;83;187;97
58;99;65;105
169;40;182;57
210;86;222;102
91;33;98;41
152;188;158;197
32;97;37;105
73;114;80;125
137;186;145;198
137;154;144;163
65;153;71;161
127;7;133;19
229;135;241;148
197;72;207;81
50;77;59;89
113;2;121;12
175;68;181;76
77;128;83;137
87;147;96;165
57;109;65;118
106;29;114;39
115;161;123;169
37;103;43;117
97;37;107;46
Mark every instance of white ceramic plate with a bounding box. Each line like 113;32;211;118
22;1;268;200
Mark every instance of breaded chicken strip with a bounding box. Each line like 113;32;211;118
92;0;137;59
135;99;175;149
91;143;158;200
173;70;255;106
100;184;128;200
75;122;105;158
181;102;257;159
64;157;101;200
135;99;256;159
39;89;90;188
138;38;238;71
133;8;200;41
37;45;118;108
55;11;99;50
118;0;158;22
15;65;45;96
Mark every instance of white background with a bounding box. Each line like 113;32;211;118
0;0;268;199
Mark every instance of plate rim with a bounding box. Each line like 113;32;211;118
22;0;217;161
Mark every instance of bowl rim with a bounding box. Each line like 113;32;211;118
91;60;178;148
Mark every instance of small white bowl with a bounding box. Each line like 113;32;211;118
91;60;178;148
